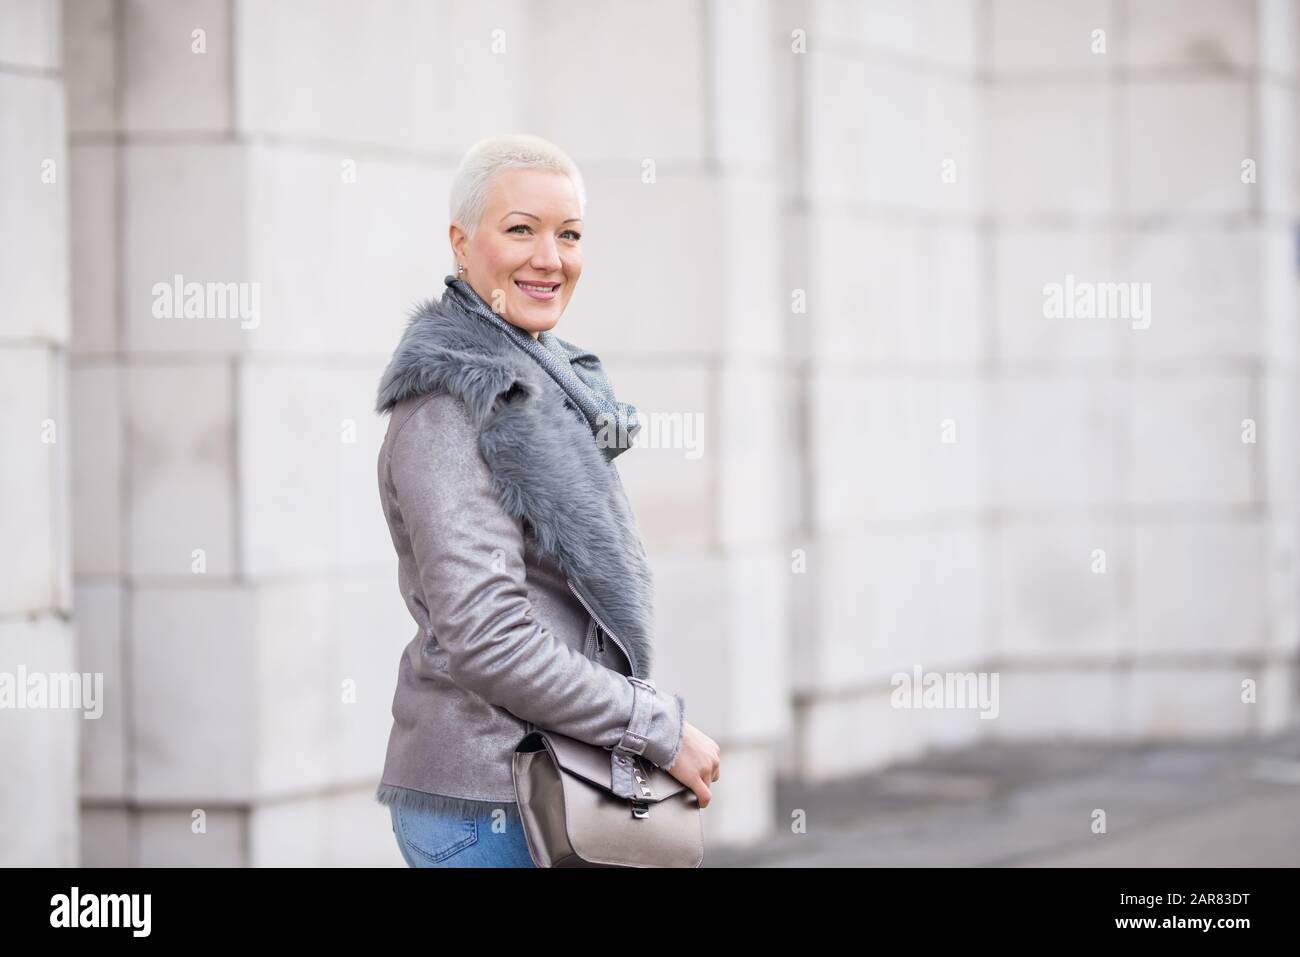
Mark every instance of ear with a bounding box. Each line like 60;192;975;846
448;222;467;263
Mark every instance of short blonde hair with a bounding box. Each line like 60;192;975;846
448;133;587;274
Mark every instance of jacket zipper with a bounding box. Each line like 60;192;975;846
566;577;638;679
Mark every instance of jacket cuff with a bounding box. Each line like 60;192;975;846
614;677;686;770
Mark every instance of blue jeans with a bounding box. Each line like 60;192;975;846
390;802;537;868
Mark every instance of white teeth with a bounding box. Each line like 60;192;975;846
517;281;557;291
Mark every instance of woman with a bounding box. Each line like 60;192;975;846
372;133;721;867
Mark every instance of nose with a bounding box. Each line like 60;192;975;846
530;235;563;272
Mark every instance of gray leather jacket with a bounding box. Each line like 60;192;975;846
373;390;686;818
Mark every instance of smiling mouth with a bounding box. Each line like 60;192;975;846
514;279;562;301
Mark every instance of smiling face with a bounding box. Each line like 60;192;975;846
449;167;583;339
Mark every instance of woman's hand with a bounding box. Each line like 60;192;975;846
664;720;720;808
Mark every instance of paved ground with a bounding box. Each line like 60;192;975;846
703;728;1300;867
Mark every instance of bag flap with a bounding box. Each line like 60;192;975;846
517;729;687;803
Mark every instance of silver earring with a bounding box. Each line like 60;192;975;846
457;262;465;277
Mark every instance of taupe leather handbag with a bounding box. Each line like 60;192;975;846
512;723;704;868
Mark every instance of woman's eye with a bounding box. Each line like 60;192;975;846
507;224;580;240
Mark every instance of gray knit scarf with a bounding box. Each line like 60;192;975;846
440;275;641;461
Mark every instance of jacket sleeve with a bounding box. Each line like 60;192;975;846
387;392;686;771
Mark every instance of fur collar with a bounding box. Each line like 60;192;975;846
374;292;657;677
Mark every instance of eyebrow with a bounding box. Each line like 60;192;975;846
501;211;583;224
